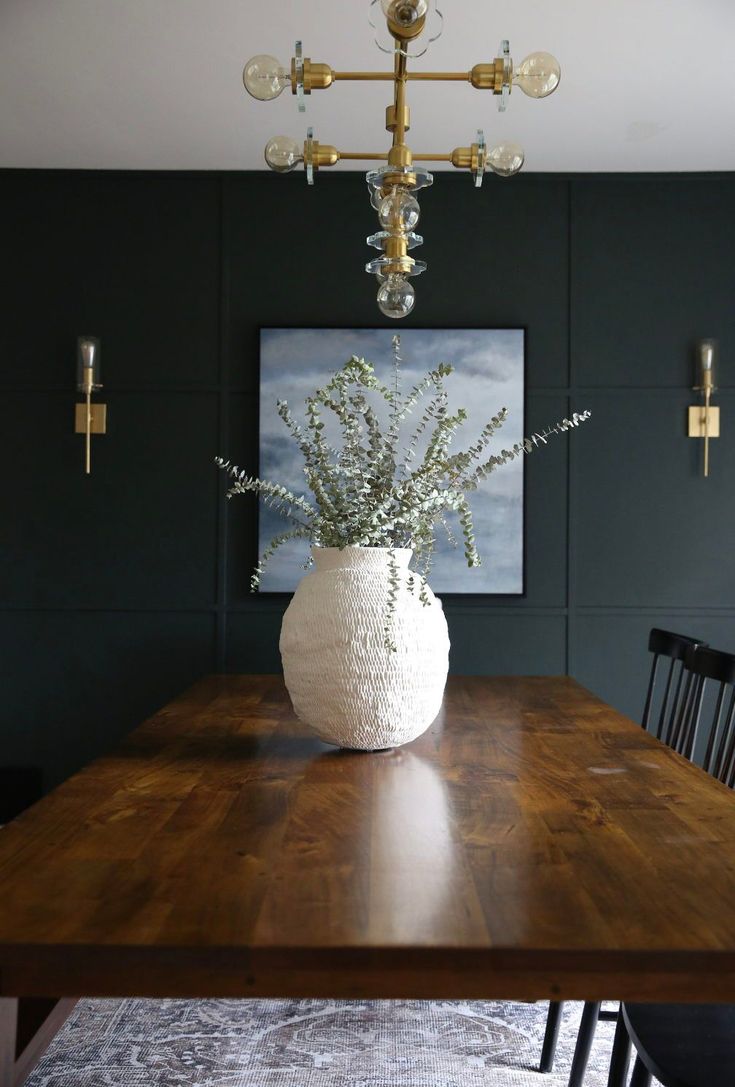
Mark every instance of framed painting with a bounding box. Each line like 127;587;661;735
258;327;525;594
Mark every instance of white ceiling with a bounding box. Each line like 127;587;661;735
1;0;735;173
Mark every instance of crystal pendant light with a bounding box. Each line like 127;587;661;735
245;3;561;318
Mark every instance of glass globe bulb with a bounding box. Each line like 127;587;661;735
513;52;560;98
378;189;420;232
243;54;290;101
380;0;428;28
486;142;525;177
264;135;303;173
377;274;415;319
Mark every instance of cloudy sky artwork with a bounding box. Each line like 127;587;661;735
258;328;524;594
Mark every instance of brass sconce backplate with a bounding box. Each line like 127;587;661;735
74;403;107;434
688;405;720;438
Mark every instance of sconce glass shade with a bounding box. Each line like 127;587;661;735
76;336;101;392
700;340;716;372
242;55;290;100
699;340;717;389
513;52;561;98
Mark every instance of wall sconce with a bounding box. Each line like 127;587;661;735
74;336;106;474
688;339;719;478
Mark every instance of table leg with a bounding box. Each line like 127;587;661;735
0;997;77;1087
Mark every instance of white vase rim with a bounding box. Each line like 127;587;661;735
311;545;413;555
310;545;413;572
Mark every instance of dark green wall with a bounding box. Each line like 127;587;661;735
2;169;735;790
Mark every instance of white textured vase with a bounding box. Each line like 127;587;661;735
280;546;450;750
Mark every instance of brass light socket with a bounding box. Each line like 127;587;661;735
470;60;505;92
386;104;411;133
387;13;426;41
382;257;414;276
291;58;334;93
450;146;472;169
303;141;339;171
315;143;339;167
381;171;417;189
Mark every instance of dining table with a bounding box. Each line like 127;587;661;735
2;672;735;1087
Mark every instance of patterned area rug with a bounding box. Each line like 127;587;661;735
28;998;659;1086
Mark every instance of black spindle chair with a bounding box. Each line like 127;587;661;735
609;645;735;1087
539;629;707;1083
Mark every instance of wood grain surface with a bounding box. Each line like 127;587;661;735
1;674;734;1002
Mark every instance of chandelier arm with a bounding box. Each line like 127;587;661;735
330;70;472;83
407;71;471;81
300;67;507;88
331;71;395;81
330;151;453;162
338;152;390;161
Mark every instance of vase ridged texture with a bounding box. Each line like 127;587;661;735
280;547;450;750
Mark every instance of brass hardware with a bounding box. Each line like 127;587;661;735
470;60;505;92
450;146;472;169
307;62;334;90
386;12;426;41
338;151;390;161
391;49;409;146
386;104;411;133
332;70;470;82
74;401;107;475
689;339;719;477
75;402;107;435
688;406;720;439
384;235;409;259
303;140;339;170
315;143;339;167
291;58;334;93
331;149;452;162
387;144;413;167
332;71;395;81
383;255;415;276
408;71;471;81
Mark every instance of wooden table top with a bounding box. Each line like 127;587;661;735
1;674;735;1003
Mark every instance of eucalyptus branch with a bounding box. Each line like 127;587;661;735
217;346;591;651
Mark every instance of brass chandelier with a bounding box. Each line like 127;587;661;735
243;0;560;319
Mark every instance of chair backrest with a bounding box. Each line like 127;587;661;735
642;628;707;744
673;645;735;787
